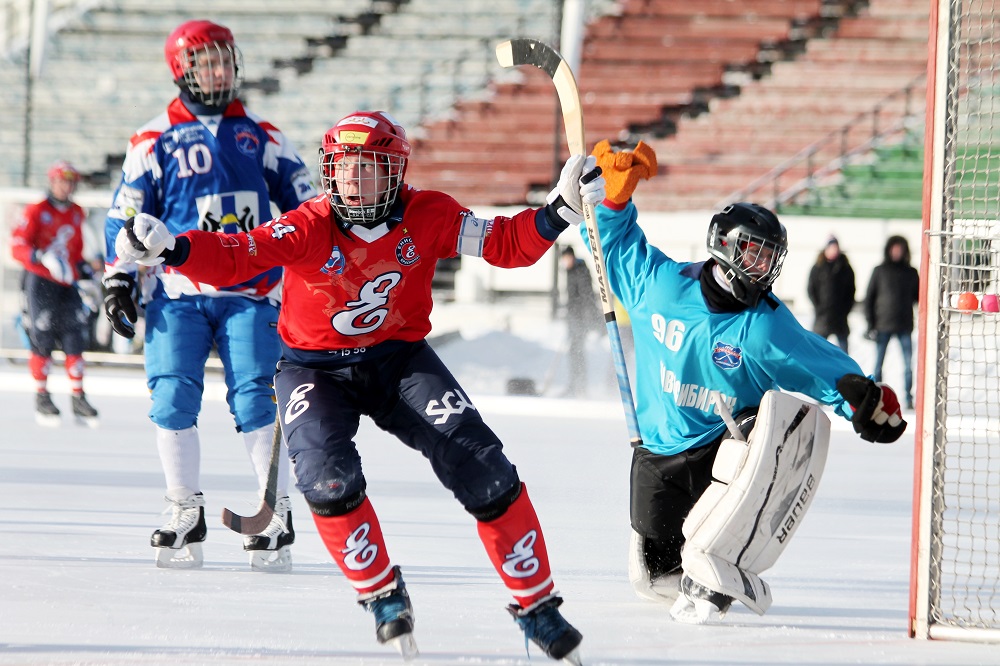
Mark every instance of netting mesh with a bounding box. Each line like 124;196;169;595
930;0;1000;633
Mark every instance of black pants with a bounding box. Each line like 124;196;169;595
630;410;757;578
23;272;87;356
274;340;520;514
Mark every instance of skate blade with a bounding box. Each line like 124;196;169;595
248;546;292;573
74;415;99;429
562;646;584;666
388;633;419;661
35;413;61;428
155;542;204;569
669;594;726;625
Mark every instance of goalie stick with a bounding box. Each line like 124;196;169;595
496;38;642;447
221;414;281;535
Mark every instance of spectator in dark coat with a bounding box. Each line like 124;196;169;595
561;246;600;397
807;235;856;352
864;235;920;410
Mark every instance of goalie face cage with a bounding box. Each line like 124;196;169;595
911;0;1000;642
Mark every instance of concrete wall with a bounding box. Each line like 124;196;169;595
454;206;923;319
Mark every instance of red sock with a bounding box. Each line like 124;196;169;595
28;353;50;392
312;496;395;594
65;354;84;394
477;483;555;608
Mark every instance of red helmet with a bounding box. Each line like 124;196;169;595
47;160;80;183
319;111;411;226
164;20;243;107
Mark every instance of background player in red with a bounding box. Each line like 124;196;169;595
10;160;100;427
112;110;604;663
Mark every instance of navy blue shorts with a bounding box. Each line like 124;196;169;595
274;340;520;513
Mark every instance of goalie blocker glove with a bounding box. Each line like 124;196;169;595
103;273;138;339
836;373;907;443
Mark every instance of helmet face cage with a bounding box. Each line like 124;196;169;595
178;40;243;107
319;112;411;226
707;203;788;305
320;148;407;225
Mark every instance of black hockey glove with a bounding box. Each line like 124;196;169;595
836;373;907;444
103;272;138;339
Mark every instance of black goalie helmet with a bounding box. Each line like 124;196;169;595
706;202;788;306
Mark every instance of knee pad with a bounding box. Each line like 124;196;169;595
149;377;201;430
467;482;521;522
680;391;831;615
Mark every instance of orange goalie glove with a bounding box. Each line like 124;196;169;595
591;139;658;205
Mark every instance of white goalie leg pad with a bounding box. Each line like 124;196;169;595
628;529;682;604
679;391;831;615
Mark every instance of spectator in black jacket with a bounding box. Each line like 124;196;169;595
561;246;600;397
807;235;856;352
864;235;920;410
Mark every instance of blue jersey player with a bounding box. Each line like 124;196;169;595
102;19;316;571
587;140;907;623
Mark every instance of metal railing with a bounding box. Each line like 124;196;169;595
717;73;927;211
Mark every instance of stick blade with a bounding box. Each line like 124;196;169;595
494;38;584;154
495;38;564;77
222;503;275;536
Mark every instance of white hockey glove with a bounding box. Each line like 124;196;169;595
115;213;176;266
545;154;605;226
38;249;73;285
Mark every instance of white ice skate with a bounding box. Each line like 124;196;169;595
243;495;294;573
151;493;207;569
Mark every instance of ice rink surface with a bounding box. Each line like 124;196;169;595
2;316;996;666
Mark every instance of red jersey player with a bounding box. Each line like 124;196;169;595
112;110;604;663
10;160;100;426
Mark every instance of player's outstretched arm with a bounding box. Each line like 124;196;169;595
836;373;907;443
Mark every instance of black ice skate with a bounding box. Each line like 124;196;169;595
358;565;418;660
243;495;294;573
71;393;99;428
508;594;583;665
151;493;207;569
35;391;61;427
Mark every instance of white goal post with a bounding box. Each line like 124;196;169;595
911;0;1000;642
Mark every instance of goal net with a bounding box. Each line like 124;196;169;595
911;0;1000;642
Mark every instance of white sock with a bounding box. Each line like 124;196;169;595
156;425;201;500
243;424;288;498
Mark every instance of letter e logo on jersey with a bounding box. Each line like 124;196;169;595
502;531;540;578
396;235;419;266
712;341;743;370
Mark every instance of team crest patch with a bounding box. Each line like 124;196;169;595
712;341;743;370
233;124;260;156
396;236;419;266
322;246;345;275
